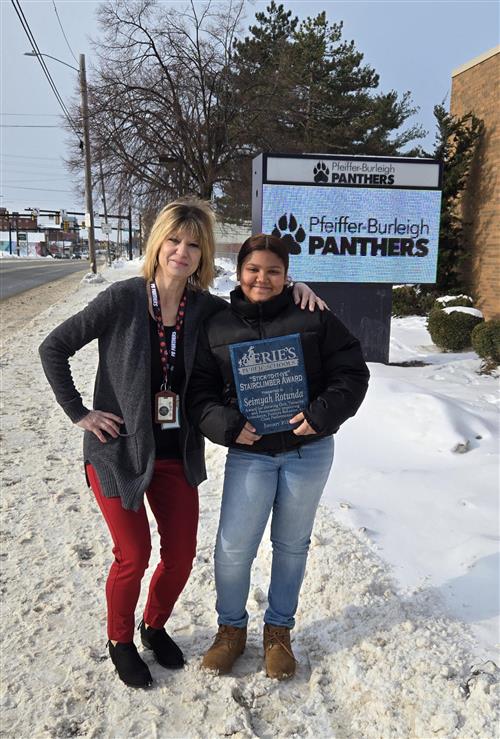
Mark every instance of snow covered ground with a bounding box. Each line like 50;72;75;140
1;259;498;738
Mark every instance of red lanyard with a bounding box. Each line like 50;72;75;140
150;282;187;390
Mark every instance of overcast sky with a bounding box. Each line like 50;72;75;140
1;0;498;217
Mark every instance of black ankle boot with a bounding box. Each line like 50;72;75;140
140;620;185;669
107;641;153;688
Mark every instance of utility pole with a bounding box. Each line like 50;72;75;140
79;54;97;274
99;160;112;267
24;50;98;270
128;205;133;261
117;210;122;258
14;213;19;256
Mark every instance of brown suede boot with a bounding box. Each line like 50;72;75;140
201;625;247;674
263;624;297;680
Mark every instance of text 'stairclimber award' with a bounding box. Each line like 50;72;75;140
229;334;309;435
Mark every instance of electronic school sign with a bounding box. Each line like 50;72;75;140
252;153;442;284
252;153;442;362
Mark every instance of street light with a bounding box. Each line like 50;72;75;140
24;50;97;274
24;51;77;72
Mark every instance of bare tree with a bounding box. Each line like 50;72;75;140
69;0;245;213
67;0;425;223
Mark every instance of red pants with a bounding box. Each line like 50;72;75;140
87;461;199;642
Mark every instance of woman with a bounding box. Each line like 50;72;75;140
39;199;323;689
188;234;369;680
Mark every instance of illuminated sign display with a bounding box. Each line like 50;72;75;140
254;154;442;284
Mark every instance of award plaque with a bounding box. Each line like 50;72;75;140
229;334;309;435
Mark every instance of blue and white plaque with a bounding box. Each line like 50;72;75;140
229;334;309;435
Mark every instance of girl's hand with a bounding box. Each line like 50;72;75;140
76;410;124;443
289;411;316;436
235;421;262;445
292;283;329;312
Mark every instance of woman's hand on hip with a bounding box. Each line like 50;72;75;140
76;410;124;443
289;412;317;436
292;283;329;312
235;421;262;445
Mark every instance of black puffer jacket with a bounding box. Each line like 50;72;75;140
188;286;369;454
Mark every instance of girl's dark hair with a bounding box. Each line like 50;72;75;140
237;234;289;275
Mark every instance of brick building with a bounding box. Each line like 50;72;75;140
0;209;81;256
450;46;499;320
0;208;37;232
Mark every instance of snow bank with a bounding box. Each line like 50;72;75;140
80;272;108;285
215;256;237;272
389;316;478;366
212;274;237;296
110;258;127;269
0;251;54;259
212;257;237;297
328;360;499;651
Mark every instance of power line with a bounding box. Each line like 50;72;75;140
0;124;61;128
52;0;78;65
1;154;63;161
3;166;69;173
2;168;69;175
4;185;75;192
11;0;80;134
10;0;82;141
2;159;67;165
1;112;60;117
7;183;73;187
1;165;67;173
6;175;73;181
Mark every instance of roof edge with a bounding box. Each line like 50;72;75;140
452;46;500;77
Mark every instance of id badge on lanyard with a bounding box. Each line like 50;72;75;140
155;389;180;429
150;282;185;430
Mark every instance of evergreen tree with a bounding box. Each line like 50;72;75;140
430;104;483;293
219;2;424;219
75;1;427;222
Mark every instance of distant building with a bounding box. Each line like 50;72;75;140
0;209;84;256
0;209;45;255
450;46;499;320
0;208;37;232
214;221;251;260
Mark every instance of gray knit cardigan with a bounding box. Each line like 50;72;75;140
39;277;226;511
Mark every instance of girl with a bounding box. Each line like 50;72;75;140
188;234;369;680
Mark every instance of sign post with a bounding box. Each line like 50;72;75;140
252;153;442;363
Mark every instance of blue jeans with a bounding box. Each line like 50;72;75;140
214;436;334;629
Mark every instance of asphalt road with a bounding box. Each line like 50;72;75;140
0;258;92;300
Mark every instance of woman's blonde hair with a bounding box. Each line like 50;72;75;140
142;197;216;289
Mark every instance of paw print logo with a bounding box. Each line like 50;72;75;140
313;161;329;184
272;213;306;255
